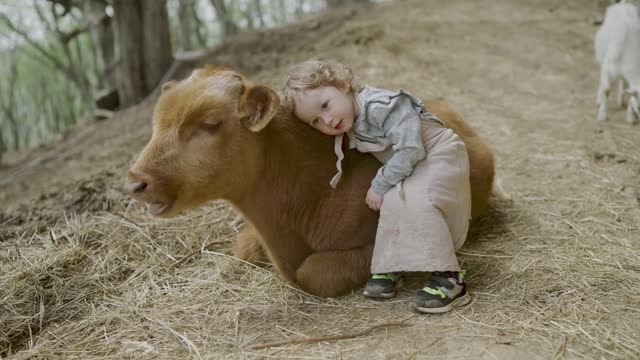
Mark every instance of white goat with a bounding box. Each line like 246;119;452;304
595;0;640;124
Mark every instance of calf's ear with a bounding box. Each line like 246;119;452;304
240;85;280;132
161;80;177;93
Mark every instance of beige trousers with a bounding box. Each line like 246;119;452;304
370;125;471;273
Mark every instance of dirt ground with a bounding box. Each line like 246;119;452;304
2;0;640;358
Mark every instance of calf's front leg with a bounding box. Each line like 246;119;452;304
234;222;270;265
295;244;374;298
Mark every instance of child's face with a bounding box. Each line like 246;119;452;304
293;85;358;136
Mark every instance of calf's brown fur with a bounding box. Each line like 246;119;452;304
127;66;495;297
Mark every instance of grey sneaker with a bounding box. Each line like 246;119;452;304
363;273;401;299
411;271;471;313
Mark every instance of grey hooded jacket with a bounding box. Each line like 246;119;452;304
330;85;445;195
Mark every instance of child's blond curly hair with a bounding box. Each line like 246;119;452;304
281;60;363;112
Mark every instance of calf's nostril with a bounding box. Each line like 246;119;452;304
127;181;148;194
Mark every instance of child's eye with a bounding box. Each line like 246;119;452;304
311;118;319;126
321;102;328;110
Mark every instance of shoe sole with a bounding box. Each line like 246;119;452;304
411;292;471;314
363;278;403;299
363;289;396;299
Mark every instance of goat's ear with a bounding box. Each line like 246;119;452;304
161;80;177;93
240;85;280;132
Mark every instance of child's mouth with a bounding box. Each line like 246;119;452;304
336;120;343;129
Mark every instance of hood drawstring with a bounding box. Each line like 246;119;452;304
329;133;345;188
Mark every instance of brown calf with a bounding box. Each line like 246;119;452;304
126;66;495;297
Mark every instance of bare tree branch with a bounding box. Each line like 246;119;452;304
0;58;21;149
253;0;265;28
59;23;90;44
44;0;106;45
178;0;195;51
47;0;75;16
0;13;70;76
190;2;207;47
36;0;93;106
248;317;413;350
209;0;239;38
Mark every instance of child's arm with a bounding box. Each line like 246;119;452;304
369;96;426;196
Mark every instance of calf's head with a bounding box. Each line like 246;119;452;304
126;66;279;217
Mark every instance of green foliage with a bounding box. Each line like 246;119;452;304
0;31;99;152
0;0;328;156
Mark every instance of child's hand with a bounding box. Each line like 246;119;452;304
365;187;384;211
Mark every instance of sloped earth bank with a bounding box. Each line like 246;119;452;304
1;0;639;358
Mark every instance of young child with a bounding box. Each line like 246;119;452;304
282;60;472;314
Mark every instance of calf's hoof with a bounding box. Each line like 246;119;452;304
233;225;269;265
